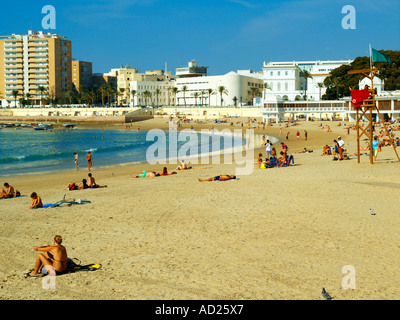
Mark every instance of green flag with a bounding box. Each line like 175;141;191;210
371;48;392;64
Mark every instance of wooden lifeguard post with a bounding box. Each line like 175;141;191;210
348;67;400;164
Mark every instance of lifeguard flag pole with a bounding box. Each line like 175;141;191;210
348;46;399;164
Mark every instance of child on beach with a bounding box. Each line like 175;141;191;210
30;192;43;209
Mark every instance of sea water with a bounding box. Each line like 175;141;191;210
0;127;247;176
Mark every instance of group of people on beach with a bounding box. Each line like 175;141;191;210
66;173;107;190
132;160;191;178
256;141;294;168
74;151;93;171
0;182;20;199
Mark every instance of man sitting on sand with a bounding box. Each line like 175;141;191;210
30;192;43;209
28;235;68;277
87;173;107;188
198;175;237;182
277;151;288;165
0;183;16;199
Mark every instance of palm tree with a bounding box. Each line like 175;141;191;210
200;90;207;106
25;93;32;107
249;87;260;105
181;85;188;107
65;91;75;106
118;88;126;105
154;88;161;106
170;87;179;107
316;83;324;100
301;70;313;101
130;89;137;106
218;86;228;107
192;92;200;106
332;78;343;100
36;86;47;107
143;90;152;106
207;89;215;107
263;83;272;98
105;84;114;107
11;90;19;108
97;85;108;107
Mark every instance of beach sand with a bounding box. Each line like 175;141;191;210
1;117;400;300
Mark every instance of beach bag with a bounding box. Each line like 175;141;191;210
377;144;382;152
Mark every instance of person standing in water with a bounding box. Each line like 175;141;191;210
74;153;79;170
85;151;93;171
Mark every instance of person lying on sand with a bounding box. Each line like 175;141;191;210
30;192;43;209
156;167;177;176
297;148;313;153
87;173;107;188
28;235;68;277
198;175;237;182
132;171;157;178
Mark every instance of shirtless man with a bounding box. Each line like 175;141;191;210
29;235;68;277
198;175;237;182
30;192;43;209
0;183;16;199
85;151;93;171
87;173;107;188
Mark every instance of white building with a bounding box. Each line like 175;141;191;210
175;71;264;107
129;80;176;106
359;76;384;95
260;60;353;102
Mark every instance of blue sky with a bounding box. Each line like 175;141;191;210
1;0;399;74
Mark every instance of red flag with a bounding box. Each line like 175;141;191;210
351;89;371;108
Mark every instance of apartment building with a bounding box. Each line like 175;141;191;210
0;30;72;107
72;60;92;91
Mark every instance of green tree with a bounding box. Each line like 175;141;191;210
181;85;188;107
218;86;228;106
36;86;48;107
154;88;161;106
207;89;215;107
170;87;179;107
130;89;137;106
192;91;200;106
11;90;20;108
316;82;324;100
301;70;313;101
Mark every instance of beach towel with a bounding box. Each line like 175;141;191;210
351;89;371;109
24;258;102;278
34;199;91;209
3;195;27;200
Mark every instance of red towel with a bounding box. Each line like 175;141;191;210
351;89;371;109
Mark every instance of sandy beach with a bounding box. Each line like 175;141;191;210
1;117;400;300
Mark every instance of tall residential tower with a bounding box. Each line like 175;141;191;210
0;30;72;107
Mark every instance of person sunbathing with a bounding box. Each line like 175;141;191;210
30;192;43;209
78;179;89;190
132;170;157;178
28;235;68;277
156;167;177;176
198;175;237;182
